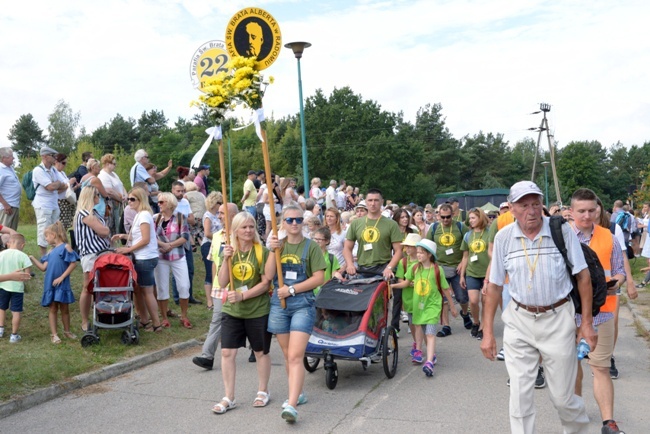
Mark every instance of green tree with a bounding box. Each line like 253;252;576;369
7;114;46;158
137;110;168;144
47;99;80;154
556;141;607;202
91;114;138;153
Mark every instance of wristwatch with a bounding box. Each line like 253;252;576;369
288;286;296;296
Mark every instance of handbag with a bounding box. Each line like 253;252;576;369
66;184;77;204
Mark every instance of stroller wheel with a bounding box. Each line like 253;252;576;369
121;330;132;345
81;333;99;348
303;356;320;373
132;328;140;345
382;326;399;379
325;364;338;390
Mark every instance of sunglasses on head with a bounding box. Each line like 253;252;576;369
284;217;304;224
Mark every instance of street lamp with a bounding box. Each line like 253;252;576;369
541;161;550;208
284;41;311;191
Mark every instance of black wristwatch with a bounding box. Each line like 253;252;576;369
288;286;296;296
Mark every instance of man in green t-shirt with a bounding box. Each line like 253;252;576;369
343;188;403;332
426;203;471;336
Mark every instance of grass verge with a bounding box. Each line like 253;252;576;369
0;225;213;402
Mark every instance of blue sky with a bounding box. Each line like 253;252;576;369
1;0;648;149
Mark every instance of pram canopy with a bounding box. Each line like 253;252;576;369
316;276;384;312
88;252;137;292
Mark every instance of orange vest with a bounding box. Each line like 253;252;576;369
497;210;515;230
588;224;616;313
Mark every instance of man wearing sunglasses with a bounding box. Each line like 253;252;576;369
426;203;471;336
343;188;402;281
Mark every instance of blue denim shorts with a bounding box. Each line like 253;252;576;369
0;288;24;312
268;292;316;335
465;276;484;291
134;258;158;287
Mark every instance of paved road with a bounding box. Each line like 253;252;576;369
2;306;648;433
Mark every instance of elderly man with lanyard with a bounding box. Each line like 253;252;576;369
481;181;596;434
343;188;402;281
570;188;626;434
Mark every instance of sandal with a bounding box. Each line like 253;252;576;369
152;325;163;333
166;309;179;318
140;321;153;332
253;391;270;407
51;335;62;344
161;319;171;328
212;397;237;414
180;318;193;329
63;331;77;339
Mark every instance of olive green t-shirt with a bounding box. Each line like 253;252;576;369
427;222;468;267
460;229;490;278
219;244;270;319
276;238;327;285
346;216;402;267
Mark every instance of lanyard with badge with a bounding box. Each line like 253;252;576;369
236;249;253;293
363;217;381;251
469;230;484;263
520;237;542;291
442;225;454;256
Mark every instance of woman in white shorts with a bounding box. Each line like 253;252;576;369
74;186;110;332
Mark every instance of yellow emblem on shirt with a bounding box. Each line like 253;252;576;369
233;262;254;281
362;227;380;243
470;238;487;253
414;277;431;296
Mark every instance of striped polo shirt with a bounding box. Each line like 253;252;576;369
490;217;587;306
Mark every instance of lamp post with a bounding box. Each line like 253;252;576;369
284;41;311;191
541;161;550;208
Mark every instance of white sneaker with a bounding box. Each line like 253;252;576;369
496;348;505;361
9;334;21;343
0;326;4;338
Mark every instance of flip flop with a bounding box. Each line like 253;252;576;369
253;391;270;407
51;335;62;344
212;397;236;414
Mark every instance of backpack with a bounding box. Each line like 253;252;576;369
22;166;42;200
615;211;631;233
549;215;608;317
609;221;635;260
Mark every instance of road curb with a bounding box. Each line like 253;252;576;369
0;339;201;419
626;298;650;335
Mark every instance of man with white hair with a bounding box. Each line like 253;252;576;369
129;149;173;188
32;146;67;256
0;148;22;230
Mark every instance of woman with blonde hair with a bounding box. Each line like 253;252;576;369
459;207;491;339
112;187;162;333
201;191;223;308
153;192;192;329
74;185;110;332
324;207;346;267
212;211;274;414
267;205;325;423
309;177;324;206
80;158;111;220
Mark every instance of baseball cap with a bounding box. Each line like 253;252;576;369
197;165;210;171
508;181;543;203
499;202;509;209
448;197;459;203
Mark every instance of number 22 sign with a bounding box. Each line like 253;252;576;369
190;40;230;92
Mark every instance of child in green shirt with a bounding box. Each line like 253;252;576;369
312;227;343;295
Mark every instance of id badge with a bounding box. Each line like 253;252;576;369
237;285;249;292
445;248;454;255
364;243;373;251
470;255;478;262
285;271;298;280
419;302;425;310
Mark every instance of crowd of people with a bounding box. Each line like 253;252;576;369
0;146;643;431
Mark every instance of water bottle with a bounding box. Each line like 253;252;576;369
577;338;590;360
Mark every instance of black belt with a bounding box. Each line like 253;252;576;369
513;297;569;313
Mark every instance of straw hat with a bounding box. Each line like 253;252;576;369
402;233;422;246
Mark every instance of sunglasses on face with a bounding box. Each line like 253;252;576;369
128;197;138;202
284;217;304;224
439;215;452;220
158;200;166;204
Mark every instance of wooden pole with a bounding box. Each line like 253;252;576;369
260;128;286;309
218;137;234;292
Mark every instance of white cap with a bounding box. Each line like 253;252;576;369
508;181;543;203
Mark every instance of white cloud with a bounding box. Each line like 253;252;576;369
1;0;648;150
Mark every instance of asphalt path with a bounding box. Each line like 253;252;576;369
2;306;648;433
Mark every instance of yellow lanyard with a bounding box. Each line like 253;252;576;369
365;216;381;230
236;248;254;282
520;237;542;291
470;230;484;253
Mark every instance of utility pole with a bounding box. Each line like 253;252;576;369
529;103;561;204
